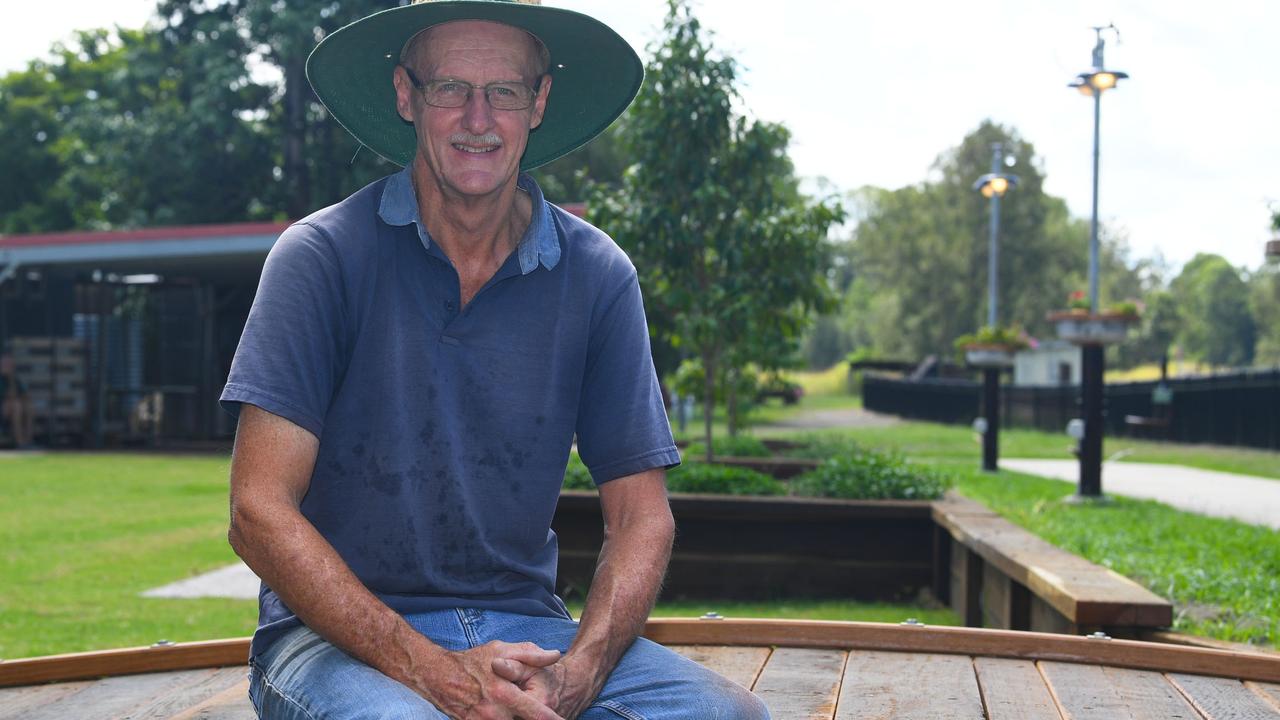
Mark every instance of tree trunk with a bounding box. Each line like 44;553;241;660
701;349;716;462
283;55;311;219
726;367;739;437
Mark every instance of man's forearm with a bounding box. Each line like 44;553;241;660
230;500;447;690
562;480;675;700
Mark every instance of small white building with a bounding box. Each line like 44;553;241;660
1013;339;1080;386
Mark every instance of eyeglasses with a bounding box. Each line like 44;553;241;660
402;66;540;111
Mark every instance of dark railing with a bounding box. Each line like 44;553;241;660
863;368;1280;450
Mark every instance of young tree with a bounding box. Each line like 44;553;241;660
590;0;840;456
1171;254;1257;367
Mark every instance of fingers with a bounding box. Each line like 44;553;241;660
491;656;540;684
497;641;561;668
506;688;566;720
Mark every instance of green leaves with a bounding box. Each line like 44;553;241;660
588;0;841;446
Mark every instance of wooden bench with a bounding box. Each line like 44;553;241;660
932;494;1174;636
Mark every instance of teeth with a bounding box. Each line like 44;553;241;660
455;144;497;154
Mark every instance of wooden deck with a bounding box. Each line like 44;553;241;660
4;620;1280;719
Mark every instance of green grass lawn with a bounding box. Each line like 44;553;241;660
5;413;1276;657
1;451;955;659
955;467;1279;647
0;453;256;659
769;420;1280;481
801;419;1280;647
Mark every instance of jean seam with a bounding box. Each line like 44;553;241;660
455;607;481;648
592;699;647;720
256;664;322;720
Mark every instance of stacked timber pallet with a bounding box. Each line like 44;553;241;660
7;336;88;442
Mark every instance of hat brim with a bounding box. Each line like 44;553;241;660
306;1;643;170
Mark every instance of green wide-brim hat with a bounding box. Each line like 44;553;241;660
306;0;643;170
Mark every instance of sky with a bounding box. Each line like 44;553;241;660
3;0;1278;274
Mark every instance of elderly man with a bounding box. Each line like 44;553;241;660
220;1;769;719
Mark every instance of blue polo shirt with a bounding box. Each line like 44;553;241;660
220;167;678;658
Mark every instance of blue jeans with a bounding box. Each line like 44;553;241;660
248;609;769;719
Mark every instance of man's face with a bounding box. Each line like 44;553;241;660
394;20;551;200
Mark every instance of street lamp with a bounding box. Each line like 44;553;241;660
1069;24;1126;500
972;143;1018;472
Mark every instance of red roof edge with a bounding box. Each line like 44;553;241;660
0;221;295;249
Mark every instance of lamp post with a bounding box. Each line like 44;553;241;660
972;143;1018;472
1068;25;1127;499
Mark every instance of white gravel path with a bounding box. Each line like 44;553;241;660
1001;459;1280;530
142;560;260;599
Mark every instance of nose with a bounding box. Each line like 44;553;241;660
461;87;495;134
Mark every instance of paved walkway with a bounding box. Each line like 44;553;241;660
753;406;898;433
143;560;260;599
1001;459;1280;530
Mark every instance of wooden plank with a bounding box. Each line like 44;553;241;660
639;620;1280;684
753;648;846;720
122;666;249;719
670;645;771;690
1247;682;1280;712
0;680;94;720
933;504;1172;628
168;677;255;720
0;638;249;687
972;657;1059;720
1170;673;1280;719
22;669;220;720
836;651;983;719
1041;661;1201;720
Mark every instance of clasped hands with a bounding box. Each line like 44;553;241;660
429;640;594;720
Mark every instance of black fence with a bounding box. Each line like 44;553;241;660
862;368;1280;451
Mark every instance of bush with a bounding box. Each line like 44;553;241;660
792;449;951;500
562;452;595;491
683;435;773;459
666;462;786;496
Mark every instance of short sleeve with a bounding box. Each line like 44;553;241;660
219;222;349;438
574;270;680;484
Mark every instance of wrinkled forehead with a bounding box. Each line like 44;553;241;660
399;19;549;73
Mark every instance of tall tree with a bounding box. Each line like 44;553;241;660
841;120;1149;361
1251;264;1280;364
1171;253;1257;367
157;0;394;218
590;0;840;453
0;26;273;231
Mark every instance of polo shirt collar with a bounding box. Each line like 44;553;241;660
378;165;561;274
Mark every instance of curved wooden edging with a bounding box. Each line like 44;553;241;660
4;618;1279;689
642;619;1280;683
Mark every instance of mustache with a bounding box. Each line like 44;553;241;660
448;133;502;147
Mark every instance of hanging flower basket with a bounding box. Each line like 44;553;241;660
954;326;1032;368
1047;310;1139;346
961;344;1018;368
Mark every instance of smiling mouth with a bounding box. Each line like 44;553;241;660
449;133;502;154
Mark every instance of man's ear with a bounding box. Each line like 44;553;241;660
393;65;415;123
529;74;552;130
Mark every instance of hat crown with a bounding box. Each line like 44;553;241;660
412;0;541;4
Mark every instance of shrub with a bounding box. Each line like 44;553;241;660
683;435;773;458
792;449;951;500
666;462;786;496
562;452;595;491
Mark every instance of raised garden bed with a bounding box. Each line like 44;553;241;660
552;490;1174;639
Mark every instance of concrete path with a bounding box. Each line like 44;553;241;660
754;406;898;433
142;561;260;599
1001;459;1280;530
